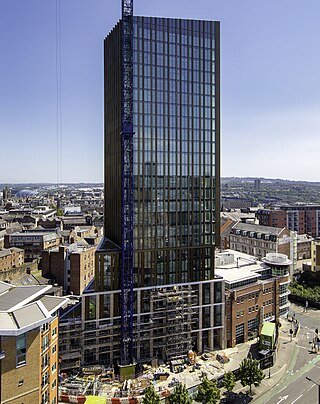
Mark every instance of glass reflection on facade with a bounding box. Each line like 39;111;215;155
131;17;219;287
85;16;223;365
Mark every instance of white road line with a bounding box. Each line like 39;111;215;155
276;395;288;404
290;394;302;404
271;364;286;377
306;384;315;393
295;344;311;350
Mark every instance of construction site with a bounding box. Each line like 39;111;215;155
58;346;232;403
141;286;197;361
58;0;224;399
59;280;224;368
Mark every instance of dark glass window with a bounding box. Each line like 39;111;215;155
132;17;217;285
16;334;26;366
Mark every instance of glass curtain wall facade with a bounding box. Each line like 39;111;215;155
83;16;224;366
132;17;219;287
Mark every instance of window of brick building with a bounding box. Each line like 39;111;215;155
16;334;26;367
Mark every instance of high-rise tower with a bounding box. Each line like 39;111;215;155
83;6;224;369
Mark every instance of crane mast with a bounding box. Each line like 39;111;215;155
120;0;134;366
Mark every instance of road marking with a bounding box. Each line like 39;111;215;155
305;383;316;394
291;394;302;404
271;365;286;378
295;344;311;351
277;395;288;404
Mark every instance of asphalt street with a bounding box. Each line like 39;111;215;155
254;303;320;404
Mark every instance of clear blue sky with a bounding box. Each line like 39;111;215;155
1;0;320;183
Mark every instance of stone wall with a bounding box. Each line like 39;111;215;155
0;261;38;283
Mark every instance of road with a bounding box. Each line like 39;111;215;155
254;304;320;404
254;356;320;404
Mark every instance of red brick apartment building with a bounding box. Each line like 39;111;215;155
215;250;290;348
257;206;320;237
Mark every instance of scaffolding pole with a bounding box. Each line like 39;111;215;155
147;286;196;360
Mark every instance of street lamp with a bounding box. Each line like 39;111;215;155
306;376;320;403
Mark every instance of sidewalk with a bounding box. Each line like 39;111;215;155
250;318;297;401
216;318;298;403
290;301;320;321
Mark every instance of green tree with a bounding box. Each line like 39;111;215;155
239;354;265;394
195;377;221;404
56;207;64;216
168;383;192;404
143;384;161;404
222;371;236;401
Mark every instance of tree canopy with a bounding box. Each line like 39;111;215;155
290;280;320;302
222;371;236;401
239;354;265;394
168;383;192;404
143;384;161;404
195;377;221;404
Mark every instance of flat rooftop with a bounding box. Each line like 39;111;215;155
215;250;269;285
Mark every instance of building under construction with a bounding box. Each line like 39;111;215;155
61;0;224;373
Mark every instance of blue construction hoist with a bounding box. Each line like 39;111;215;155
120;0;134;366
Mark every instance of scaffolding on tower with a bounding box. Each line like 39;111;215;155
144;286;197;361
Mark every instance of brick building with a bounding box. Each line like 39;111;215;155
73;225;97;240
215;250;290;348
297;234;312;260
0;282;68;404
228;222;295;274
60;215;92;230
257;209;287;229
37;217;63;230
4;231;61;262
311;238;320;271
41;243;96;295
221;197;252;211
56;226;99;246
0;247;24;272
0;223;24;248
257;206;320;237
220;218;236;250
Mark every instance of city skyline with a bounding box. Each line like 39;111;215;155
1;0;320;182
